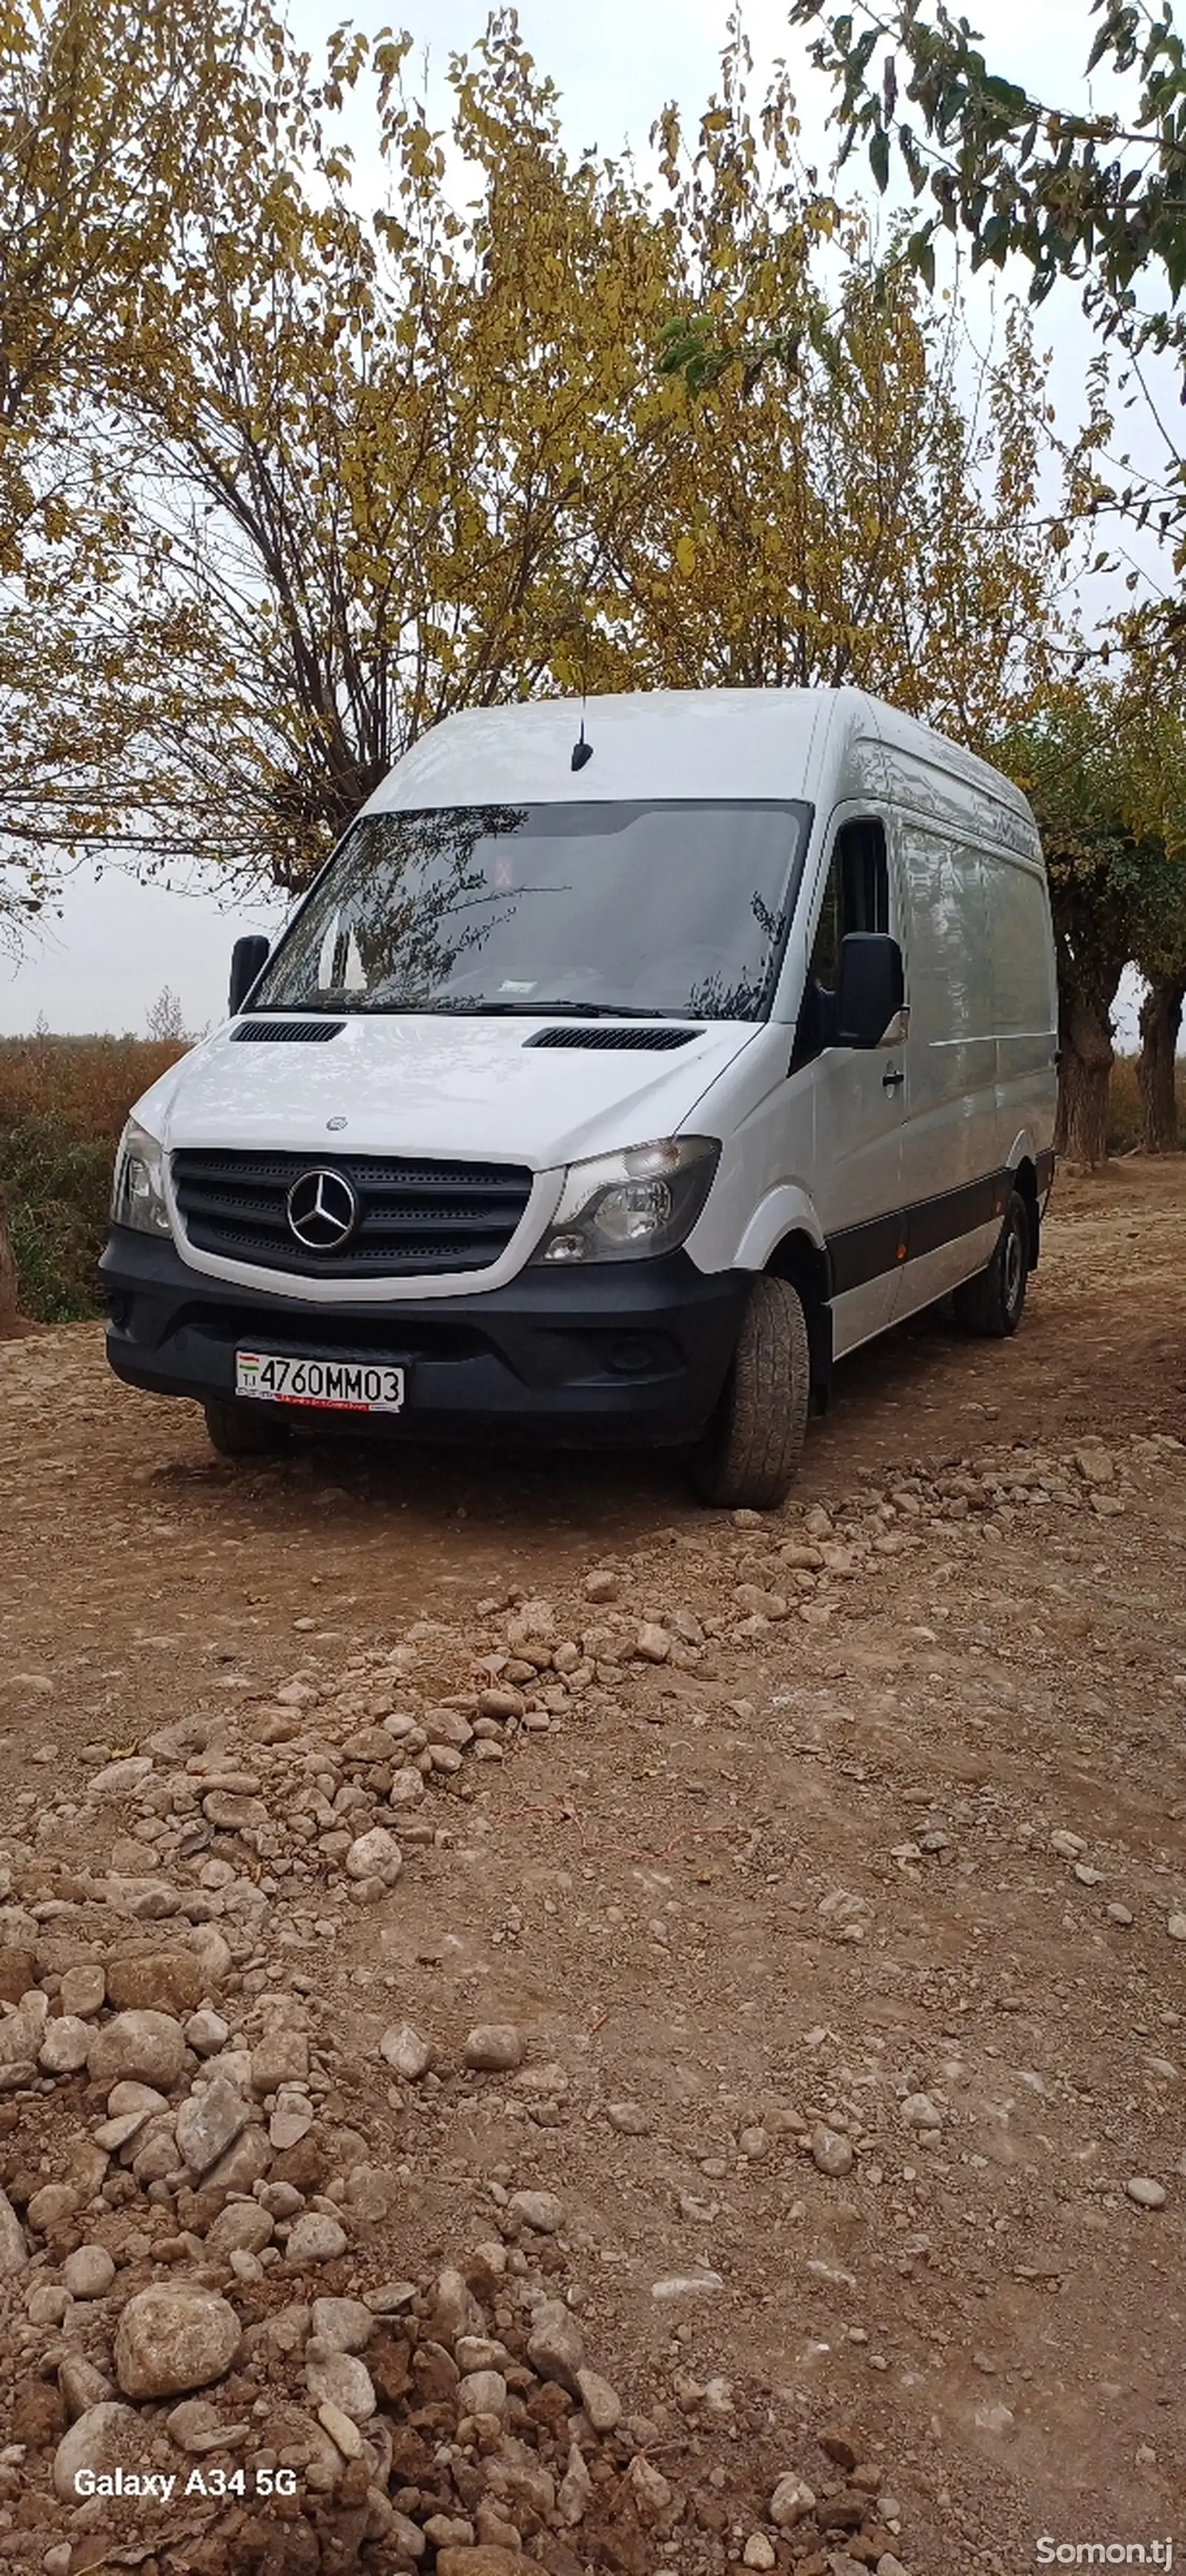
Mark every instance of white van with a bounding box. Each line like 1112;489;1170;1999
103;687;1057;1507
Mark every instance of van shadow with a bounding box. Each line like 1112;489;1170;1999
236;1296;981;1543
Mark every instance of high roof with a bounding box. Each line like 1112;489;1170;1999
365;685;1035;834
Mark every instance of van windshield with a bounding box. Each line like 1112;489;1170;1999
248;799;811;1023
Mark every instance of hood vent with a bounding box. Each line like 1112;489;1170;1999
526;1025;701;1051
232;1018;344;1043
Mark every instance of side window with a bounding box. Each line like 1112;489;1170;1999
792;819;890;1066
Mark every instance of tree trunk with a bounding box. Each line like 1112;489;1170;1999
1136;972;1185;1153
1055;983;1116;1167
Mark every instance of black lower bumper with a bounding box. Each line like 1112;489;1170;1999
100;1229;750;1448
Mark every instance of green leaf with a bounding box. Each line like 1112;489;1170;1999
907;225;936;291
869;125;890;191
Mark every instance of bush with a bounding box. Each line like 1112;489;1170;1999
0;1117;116;1321
0;1032;185;1142
0;1033;188;1322
1107;1051;1186;1153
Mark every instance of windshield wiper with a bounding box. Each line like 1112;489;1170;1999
457;998;694;1020
257;996;703;1021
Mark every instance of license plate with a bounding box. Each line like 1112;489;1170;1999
235;1351;405;1413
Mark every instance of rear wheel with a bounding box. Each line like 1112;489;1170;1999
952;1187;1030;1338
203;1398;289;1459
690;1272;810;1509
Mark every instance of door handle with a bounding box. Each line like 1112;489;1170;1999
882;1066;905;1090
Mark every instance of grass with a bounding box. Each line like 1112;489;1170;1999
0;1033;186;1322
0;1032;1181;1325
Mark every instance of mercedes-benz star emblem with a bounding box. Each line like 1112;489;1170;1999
286;1166;358;1250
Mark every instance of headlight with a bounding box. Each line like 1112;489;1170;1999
532;1136;720;1266
111;1120;172;1237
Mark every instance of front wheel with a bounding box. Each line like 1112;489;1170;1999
953;1188;1030;1338
689;1272;810;1510
203;1398;290;1459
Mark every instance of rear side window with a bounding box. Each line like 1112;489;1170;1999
794;819;890;1064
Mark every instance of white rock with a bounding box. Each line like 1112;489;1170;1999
457;2368;508;2416
27;2284;70;2325
59;1964;105;2018
311;2296;374;2354
463;2023;523;2071
114;2286;242;2397
526;2297;584;2391
628;2452;672;2515
176;2076;249;2178
0;2185;27;2275
39;2014;93;2075
305;2348;376;2423
900;2091;943;2129
90;1757;154;1800
559;2440;593;2524
1167;1914;1186;1943
285;2211;348;2266
63;2244;116;2299
606;2101;652;2136
743;2539;777;2571
811;2122;854;2176
1126;2176;1167;2209
270;2108;313;2150
185;2009;230;2055
575;2365;620;2430
345;1826;402;1885
770;2472;816;2527
380;2021;431;2080
208;2202;274;2256
88;2010;187;2089
52;2402;143;2503
509;2188;563;2233
317;2397;363;2459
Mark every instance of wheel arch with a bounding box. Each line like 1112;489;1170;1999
1009;1152;1041;1269
764;1226;833;1409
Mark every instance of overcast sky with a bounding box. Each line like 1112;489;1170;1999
0;0;1171;1043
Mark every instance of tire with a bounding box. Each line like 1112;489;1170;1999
203;1398;290;1459
952;1187;1030;1338
689;1272;810;1509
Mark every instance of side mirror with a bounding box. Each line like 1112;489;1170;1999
835;932;904;1049
228;934;271;1017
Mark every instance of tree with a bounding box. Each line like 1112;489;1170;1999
997;678;1186;1163
0;0;292;935
0;13;1079;899
781;2;1186;565
145;984;188;1041
1136;970;1184;1150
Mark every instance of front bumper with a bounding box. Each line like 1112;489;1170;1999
100;1228;750;1448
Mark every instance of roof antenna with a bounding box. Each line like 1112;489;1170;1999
571;642;593;772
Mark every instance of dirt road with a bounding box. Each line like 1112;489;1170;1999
1;1161;1184;2575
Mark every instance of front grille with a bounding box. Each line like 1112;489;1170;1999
232;1019;344;1044
172;1150;534;1279
526;1025;701;1051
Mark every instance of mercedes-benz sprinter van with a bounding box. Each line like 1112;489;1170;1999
102;687;1058;1507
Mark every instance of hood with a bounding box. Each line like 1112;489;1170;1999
146;1014;760;1169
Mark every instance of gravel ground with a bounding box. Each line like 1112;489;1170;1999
0;1158;1184;2576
